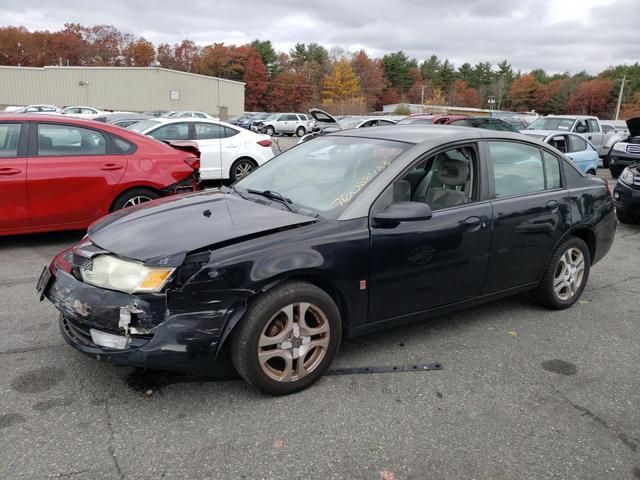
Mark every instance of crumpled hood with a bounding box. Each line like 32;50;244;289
88;190;316;265
626;117;640;138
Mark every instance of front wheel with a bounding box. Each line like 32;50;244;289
295;126;306;137
230;158;257;182
263;126;275;136
532;236;590;310
230;281;342;395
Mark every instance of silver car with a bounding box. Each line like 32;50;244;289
253;113;313;137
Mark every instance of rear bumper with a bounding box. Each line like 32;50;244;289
43;255;243;371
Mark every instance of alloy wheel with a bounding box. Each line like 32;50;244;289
257;302;330;382
123;195;152;208
234;162;254;180
553;247;585;301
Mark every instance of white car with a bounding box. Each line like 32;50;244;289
129;118;275;181
60;106;104;119
166;111;217;119
16;104;60;114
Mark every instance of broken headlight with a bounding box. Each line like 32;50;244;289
80;255;174;294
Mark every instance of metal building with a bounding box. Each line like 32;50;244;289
0;66;245;119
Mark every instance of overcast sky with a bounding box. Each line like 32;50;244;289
1;0;638;74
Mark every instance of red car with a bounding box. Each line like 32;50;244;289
0;115;200;236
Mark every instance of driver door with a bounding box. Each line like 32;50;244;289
368;145;492;323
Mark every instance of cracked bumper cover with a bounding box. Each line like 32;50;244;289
44;254;247;371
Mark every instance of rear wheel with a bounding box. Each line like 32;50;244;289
230;281;341;395
532;236;590;310
230;158;257;182
111;187;159;212
295;126;306;137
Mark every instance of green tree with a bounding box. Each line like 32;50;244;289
383;51;417;95
249;39;279;76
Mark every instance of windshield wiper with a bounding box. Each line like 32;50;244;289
225;185;248;200
247;189;296;213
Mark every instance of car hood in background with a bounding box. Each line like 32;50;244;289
88;191;317;265
626;117;640;138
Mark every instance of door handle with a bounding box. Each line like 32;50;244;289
463;216;483;232
101;164;123;171
546;200;559;213
0;167;22;175
588;136;592;140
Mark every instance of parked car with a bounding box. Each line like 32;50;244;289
166;111;215;119
600;120;629;139
3;106;24;113
129;117;274;181
60;106;104;119
38;125;616;395
15;104;60;114
607;117;640;178
253;113;314;137
613;164;640;223
143;110;170;117
298;109;398;143
523;131;599;174
525;115;623;162
229;113;264;130
0;115;200;236
93;113;153;128
448;117;520;132
396;114;469;125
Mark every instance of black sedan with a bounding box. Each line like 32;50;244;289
38;126;616;395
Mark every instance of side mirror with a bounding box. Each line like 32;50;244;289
373;202;432;226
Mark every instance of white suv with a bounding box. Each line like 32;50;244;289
253;113;313;137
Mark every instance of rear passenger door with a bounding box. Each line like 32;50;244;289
27;122;127;226
0;122;29;230
484;140;571;293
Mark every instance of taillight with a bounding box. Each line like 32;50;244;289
183;156;200;170
257;139;272;147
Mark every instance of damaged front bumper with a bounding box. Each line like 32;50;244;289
40;250;247;371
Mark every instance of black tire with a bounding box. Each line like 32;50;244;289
264;125;275;136
229;158;257;182
610;168;622;178
616;210;637;224
230;281;342;395
295;126;306;137
587;169;596;176
602;156;609;168
532;236;590;310
111;187;159;212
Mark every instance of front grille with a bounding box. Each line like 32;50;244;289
626;144;640;154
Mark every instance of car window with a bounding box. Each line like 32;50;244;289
568;135;587;152
128;119;161;133
37;124;107;156
397;117;433;125
298;114;307;121
547;135;568;153
489;141;545;198
81;108;95;114
449;119;470;127
527;117;575;131
110;135;136;154
194;113;205;118
543;151;561;189
65;108;80;114
587;119;599;132
0;123;21;158
286;114;299;121
113;120;140;128
148;123;190;140
236;136;409;218
601;124;613;132
277;115;287;121
223;126;239;138
380;120;395;125
194;123;224;140
395;146;476;211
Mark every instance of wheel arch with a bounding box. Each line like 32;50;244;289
543;225;597;277
108;184;162;212
215;270;352;356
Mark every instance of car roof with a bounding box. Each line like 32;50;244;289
329;124;488;144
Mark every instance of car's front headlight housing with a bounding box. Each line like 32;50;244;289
612;142;627;153
619;167;635;186
80;255;174;294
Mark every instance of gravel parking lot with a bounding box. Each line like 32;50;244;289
1;168;639;480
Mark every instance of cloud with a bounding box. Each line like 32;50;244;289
1;0;638;73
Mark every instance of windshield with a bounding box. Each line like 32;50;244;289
397;117;433;125
128;119;161;133
527;117;575;131
235;136;409;218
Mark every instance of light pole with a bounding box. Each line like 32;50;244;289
614;75;626;120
